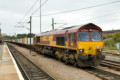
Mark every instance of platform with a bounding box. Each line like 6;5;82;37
0;43;23;80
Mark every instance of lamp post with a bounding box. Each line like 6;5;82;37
29;16;32;53
40;0;41;33
52;18;54;30
51;20;67;30
14;16;32;53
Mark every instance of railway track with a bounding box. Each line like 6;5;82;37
8;43;120;80
84;67;120;80
101;60;120;71
7;43;55;80
103;51;119;56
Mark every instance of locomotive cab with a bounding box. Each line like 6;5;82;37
75;23;105;66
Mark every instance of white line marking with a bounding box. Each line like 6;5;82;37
7;44;24;80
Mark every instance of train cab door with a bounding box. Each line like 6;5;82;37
68;33;77;48
36;36;40;44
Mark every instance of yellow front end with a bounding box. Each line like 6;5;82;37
76;41;105;67
77;41;104;56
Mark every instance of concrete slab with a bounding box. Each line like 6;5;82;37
0;43;20;80
0;74;19;80
0;44;3;60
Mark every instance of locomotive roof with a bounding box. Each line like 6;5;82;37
36;23;102;36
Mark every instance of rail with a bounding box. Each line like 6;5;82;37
101;60;120;71
84;67;120;80
7;43;55;80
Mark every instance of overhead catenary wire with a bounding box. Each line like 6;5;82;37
20;0;39;22
16;0;120;34
42;0;120;16
20;0;119;23
15;0;39;28
34;11;120;21
21;0;48;26
31;0;48;16
98;18;120;24
48;18;120;30
21;0;48;29
81;11;120;22
25;17;30;22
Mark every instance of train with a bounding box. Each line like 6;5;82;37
9;23;105;67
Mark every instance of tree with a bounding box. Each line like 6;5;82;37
27;33;35;37
17;34;28;38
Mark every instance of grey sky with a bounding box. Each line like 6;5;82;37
0;0;120;35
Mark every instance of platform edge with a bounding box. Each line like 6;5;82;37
7;44;24;80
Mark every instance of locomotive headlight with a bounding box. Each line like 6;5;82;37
97;49;102;52
79;49;84;52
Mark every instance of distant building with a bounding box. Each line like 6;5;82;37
103;29;120;38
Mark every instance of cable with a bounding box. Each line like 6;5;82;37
19;0;118;23
81;11;120;22
16;0;39;28
20;0;39;21
16;0;120;32
99;18;120;24
42;0;120;16
25;17;30;22
31;0;48;16
20;0;48;26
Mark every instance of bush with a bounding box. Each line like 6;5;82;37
104;39;114;47
113;32;120;43
104;32;120;50
104;39;117;50
107;34;114;38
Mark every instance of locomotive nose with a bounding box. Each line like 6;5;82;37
77;42;103;56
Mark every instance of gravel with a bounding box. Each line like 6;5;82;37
105;56;120;63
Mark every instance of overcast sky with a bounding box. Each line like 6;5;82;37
0;0;120;35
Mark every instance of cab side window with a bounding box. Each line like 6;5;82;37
37;37;40;43
56;37;65;46
70;33;74;41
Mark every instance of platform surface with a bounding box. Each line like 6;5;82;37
0;43;19;80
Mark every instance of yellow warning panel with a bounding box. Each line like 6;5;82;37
71;43;73;46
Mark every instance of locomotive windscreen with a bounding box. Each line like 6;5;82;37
91;32;102;41
79;32;89;41
79;32;102;41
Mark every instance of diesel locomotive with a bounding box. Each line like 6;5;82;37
10;23;105;67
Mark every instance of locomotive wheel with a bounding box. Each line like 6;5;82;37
59;58;62;61
73;61;77;67
55;51;58;59
65;59;69;64
55;51;62;60
63;54;69;64
63;53;68;61
41;48;45;54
